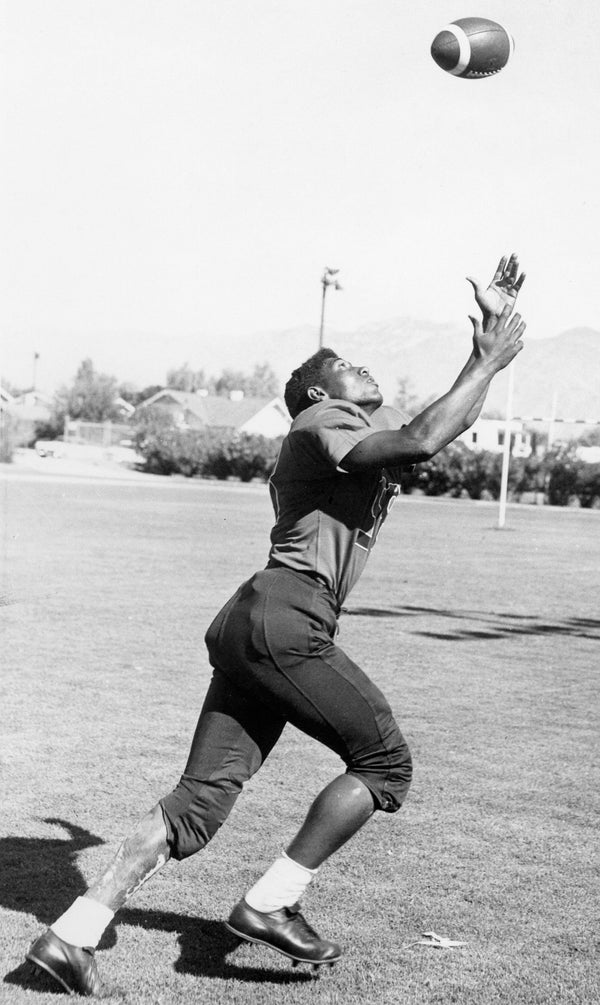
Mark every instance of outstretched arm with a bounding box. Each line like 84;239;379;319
341;305;526;470
450;313;508;429
439;252;526;426
458;252;526;423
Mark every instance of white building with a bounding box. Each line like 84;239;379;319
136;390;291;439
458;417;532;457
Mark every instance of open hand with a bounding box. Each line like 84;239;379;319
470;303;526;372
466;253;526;321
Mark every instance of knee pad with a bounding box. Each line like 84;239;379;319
347;725;412;814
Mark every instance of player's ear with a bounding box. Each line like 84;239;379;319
307;385;327;403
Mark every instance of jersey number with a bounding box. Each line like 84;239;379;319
355;476;399;552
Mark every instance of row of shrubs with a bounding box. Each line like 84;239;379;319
134;419;282;482
132;421;600;508
3;410;598;507
400;442;600;508
0;412;30;462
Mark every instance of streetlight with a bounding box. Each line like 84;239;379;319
319;267;342;348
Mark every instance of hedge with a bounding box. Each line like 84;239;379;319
132;418;600;507
0;410;16;463
401;442;600;508
133;418;282;482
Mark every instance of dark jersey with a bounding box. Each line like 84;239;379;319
267;399;408;606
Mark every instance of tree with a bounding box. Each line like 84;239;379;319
579;427;600;447
53;359;121;423
244;362;280;398
165;364;208;393
118;382;164;407
209;362;280;399
210;369;248;397
393;377;432;417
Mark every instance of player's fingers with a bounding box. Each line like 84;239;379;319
509;316;527;341
504;312;523;337
492;256;507;281
514;272;526;291
468;314;481;337
465;276;483;296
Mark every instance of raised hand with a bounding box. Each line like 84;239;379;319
466;253;526;322
470;303;526;372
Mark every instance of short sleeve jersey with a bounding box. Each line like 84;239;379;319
268;399;408;606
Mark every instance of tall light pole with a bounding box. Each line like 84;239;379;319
498;362;515;529
319;267;342;348
32;352;40;391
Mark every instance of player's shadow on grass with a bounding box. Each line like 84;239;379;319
3;820;312;992
347;604;600;641
118;906;314;985
0;818;106;927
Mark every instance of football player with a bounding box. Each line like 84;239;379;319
26;256;525;994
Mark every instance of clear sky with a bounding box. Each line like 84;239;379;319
2;0;600;392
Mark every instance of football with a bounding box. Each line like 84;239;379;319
431;17;514;79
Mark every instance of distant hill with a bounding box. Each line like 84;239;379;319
227;322;600;421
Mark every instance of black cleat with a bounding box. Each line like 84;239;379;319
26;929;102;996
225;899;342;968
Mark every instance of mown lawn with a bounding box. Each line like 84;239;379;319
1;472;598;1004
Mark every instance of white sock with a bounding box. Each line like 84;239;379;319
51;896;115;949
244;852;318;913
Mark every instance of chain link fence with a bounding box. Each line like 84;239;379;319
64;419;133;447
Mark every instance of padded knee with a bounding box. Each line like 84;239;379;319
160;773;243;860
347;723;412;814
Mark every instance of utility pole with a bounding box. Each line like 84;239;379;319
547;390;558;448
32;352;40;391
319;267;342;348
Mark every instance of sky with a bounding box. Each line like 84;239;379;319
2;0;600;393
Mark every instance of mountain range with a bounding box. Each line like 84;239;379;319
227;321;600;421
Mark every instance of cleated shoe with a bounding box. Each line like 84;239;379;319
226;899;342;966
26;929;102;996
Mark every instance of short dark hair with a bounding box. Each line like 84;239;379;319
284;347;338;418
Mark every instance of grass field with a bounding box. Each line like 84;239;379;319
1;469;598;1004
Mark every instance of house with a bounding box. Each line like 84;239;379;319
458;417;532;457
8;389;53;424
136;389;291;439
462;415;600;460
576;445;600;464
114;396;136;419
1;387;53;448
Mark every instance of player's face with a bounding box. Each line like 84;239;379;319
319;357;384;412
